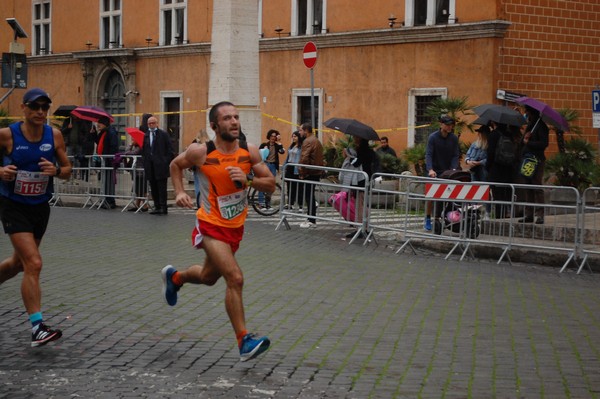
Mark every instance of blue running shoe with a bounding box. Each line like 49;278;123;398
239;333;270;362
161;265;180;306
424;217;432;231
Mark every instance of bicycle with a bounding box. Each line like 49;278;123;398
248;181;282;216
196;181;283;217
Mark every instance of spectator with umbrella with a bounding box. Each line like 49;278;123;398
518;104;549;224
514;96;569;225
93;116;119;209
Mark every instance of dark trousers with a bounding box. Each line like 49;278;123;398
491;185;512;218
148;164;168;211
103;169;115;205
149;177;168;211
522;160;545;218
302;174;320;223
287;173;303;207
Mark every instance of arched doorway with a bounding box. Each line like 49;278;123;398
102;70;126;150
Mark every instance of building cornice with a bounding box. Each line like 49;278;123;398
260;20;511;52
25;20;510;65
26;43;211;65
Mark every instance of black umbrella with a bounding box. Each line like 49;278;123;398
52;105;78;117
324;118;380;141
472;104;525;127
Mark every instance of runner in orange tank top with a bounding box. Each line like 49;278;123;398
163;101;275;362
195;142;252;229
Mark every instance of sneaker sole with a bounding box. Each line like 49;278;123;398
161;265;177;306
239;339;270;362
31;330;62;347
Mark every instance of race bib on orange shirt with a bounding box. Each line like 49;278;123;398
217;190;247;220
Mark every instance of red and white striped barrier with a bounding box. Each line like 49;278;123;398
425;183;490;200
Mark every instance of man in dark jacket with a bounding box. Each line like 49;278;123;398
423;115;460;230
95;117;119;209
143;116;174;214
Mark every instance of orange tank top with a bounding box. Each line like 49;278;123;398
196;141;252;228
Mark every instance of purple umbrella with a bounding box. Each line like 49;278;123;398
71;106;114;124
515;96;569;131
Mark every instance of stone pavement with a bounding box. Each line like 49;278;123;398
1;207;600;398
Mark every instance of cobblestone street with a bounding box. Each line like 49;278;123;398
1;207;599;398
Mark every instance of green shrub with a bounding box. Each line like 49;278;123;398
0;108;14;128
545;137;598;192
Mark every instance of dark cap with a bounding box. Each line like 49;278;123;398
98;116;111;126
439;115;455;125
23;88;52;104
475;125;491;134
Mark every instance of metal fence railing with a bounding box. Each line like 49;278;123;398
51;155;149;212
572;187;600;273
276;165;597;274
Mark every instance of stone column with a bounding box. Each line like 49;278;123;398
208;0;261;144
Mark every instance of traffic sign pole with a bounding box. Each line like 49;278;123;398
310;68;315;136
303;42;318;135
593;90;600;153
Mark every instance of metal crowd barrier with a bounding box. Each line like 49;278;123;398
570;187;600;274
276;163;371;244
51;155;149;212
277;164;596;273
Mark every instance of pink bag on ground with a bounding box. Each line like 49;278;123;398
328;191;356;222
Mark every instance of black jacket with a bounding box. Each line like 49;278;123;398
142;128;174;180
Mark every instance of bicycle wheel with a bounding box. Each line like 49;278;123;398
249;183;281;216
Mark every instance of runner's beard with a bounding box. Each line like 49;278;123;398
219;130;237;143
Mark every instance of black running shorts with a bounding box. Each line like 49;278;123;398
0;196;51;239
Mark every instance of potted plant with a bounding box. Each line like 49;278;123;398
402;143;426;176
545;137;598;193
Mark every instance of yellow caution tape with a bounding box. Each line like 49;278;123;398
1;108;431;133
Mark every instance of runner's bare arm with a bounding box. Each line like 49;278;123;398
170;143;206;208
40;128;72;179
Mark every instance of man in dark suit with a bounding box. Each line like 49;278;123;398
143;116;174;214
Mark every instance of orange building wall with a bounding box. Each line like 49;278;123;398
134;54;211;127
260;38;499;152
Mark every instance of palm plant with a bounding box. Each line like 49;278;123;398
545;137;598;192
402;143;426;176
424;96;474;139
555;108;582;153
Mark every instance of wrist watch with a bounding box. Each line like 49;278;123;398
246;174;253;187
55;166;61;176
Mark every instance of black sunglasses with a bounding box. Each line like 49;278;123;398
26;102;51;112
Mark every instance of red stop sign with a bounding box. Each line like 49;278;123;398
303;41;317;69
